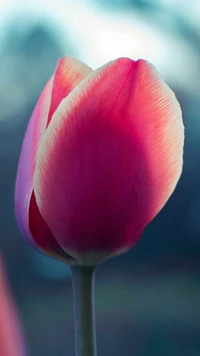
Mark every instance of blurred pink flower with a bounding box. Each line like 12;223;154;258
0;257;25;356
15;56;184;265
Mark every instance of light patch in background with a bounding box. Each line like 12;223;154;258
0;0;199;91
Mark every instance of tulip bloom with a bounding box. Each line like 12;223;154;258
15;56;184;266
0;257;25;356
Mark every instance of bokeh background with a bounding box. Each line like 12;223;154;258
0;0;200;355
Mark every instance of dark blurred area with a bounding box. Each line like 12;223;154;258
0;0;200;355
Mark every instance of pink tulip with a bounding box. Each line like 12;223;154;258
0;257;25;356
15;56;184;265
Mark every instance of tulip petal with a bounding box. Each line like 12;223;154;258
29;192;77;263
34;58;184;264
0;257;25;356
15;77;53;248
15;57;93;258
47;56;92;125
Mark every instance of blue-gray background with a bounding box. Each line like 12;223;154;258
0;0;200;355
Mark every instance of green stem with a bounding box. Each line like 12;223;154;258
71;266;97;356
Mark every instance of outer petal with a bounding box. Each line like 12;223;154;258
47;56;92;125
15;77;53;247
0;257;25;356
15;57;92;259
34;58;184;265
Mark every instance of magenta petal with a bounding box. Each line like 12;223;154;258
28;192;76;262
15;57;92;256
15;78;53;246
47;56;92;125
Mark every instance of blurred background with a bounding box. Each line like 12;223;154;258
0;0;200;355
